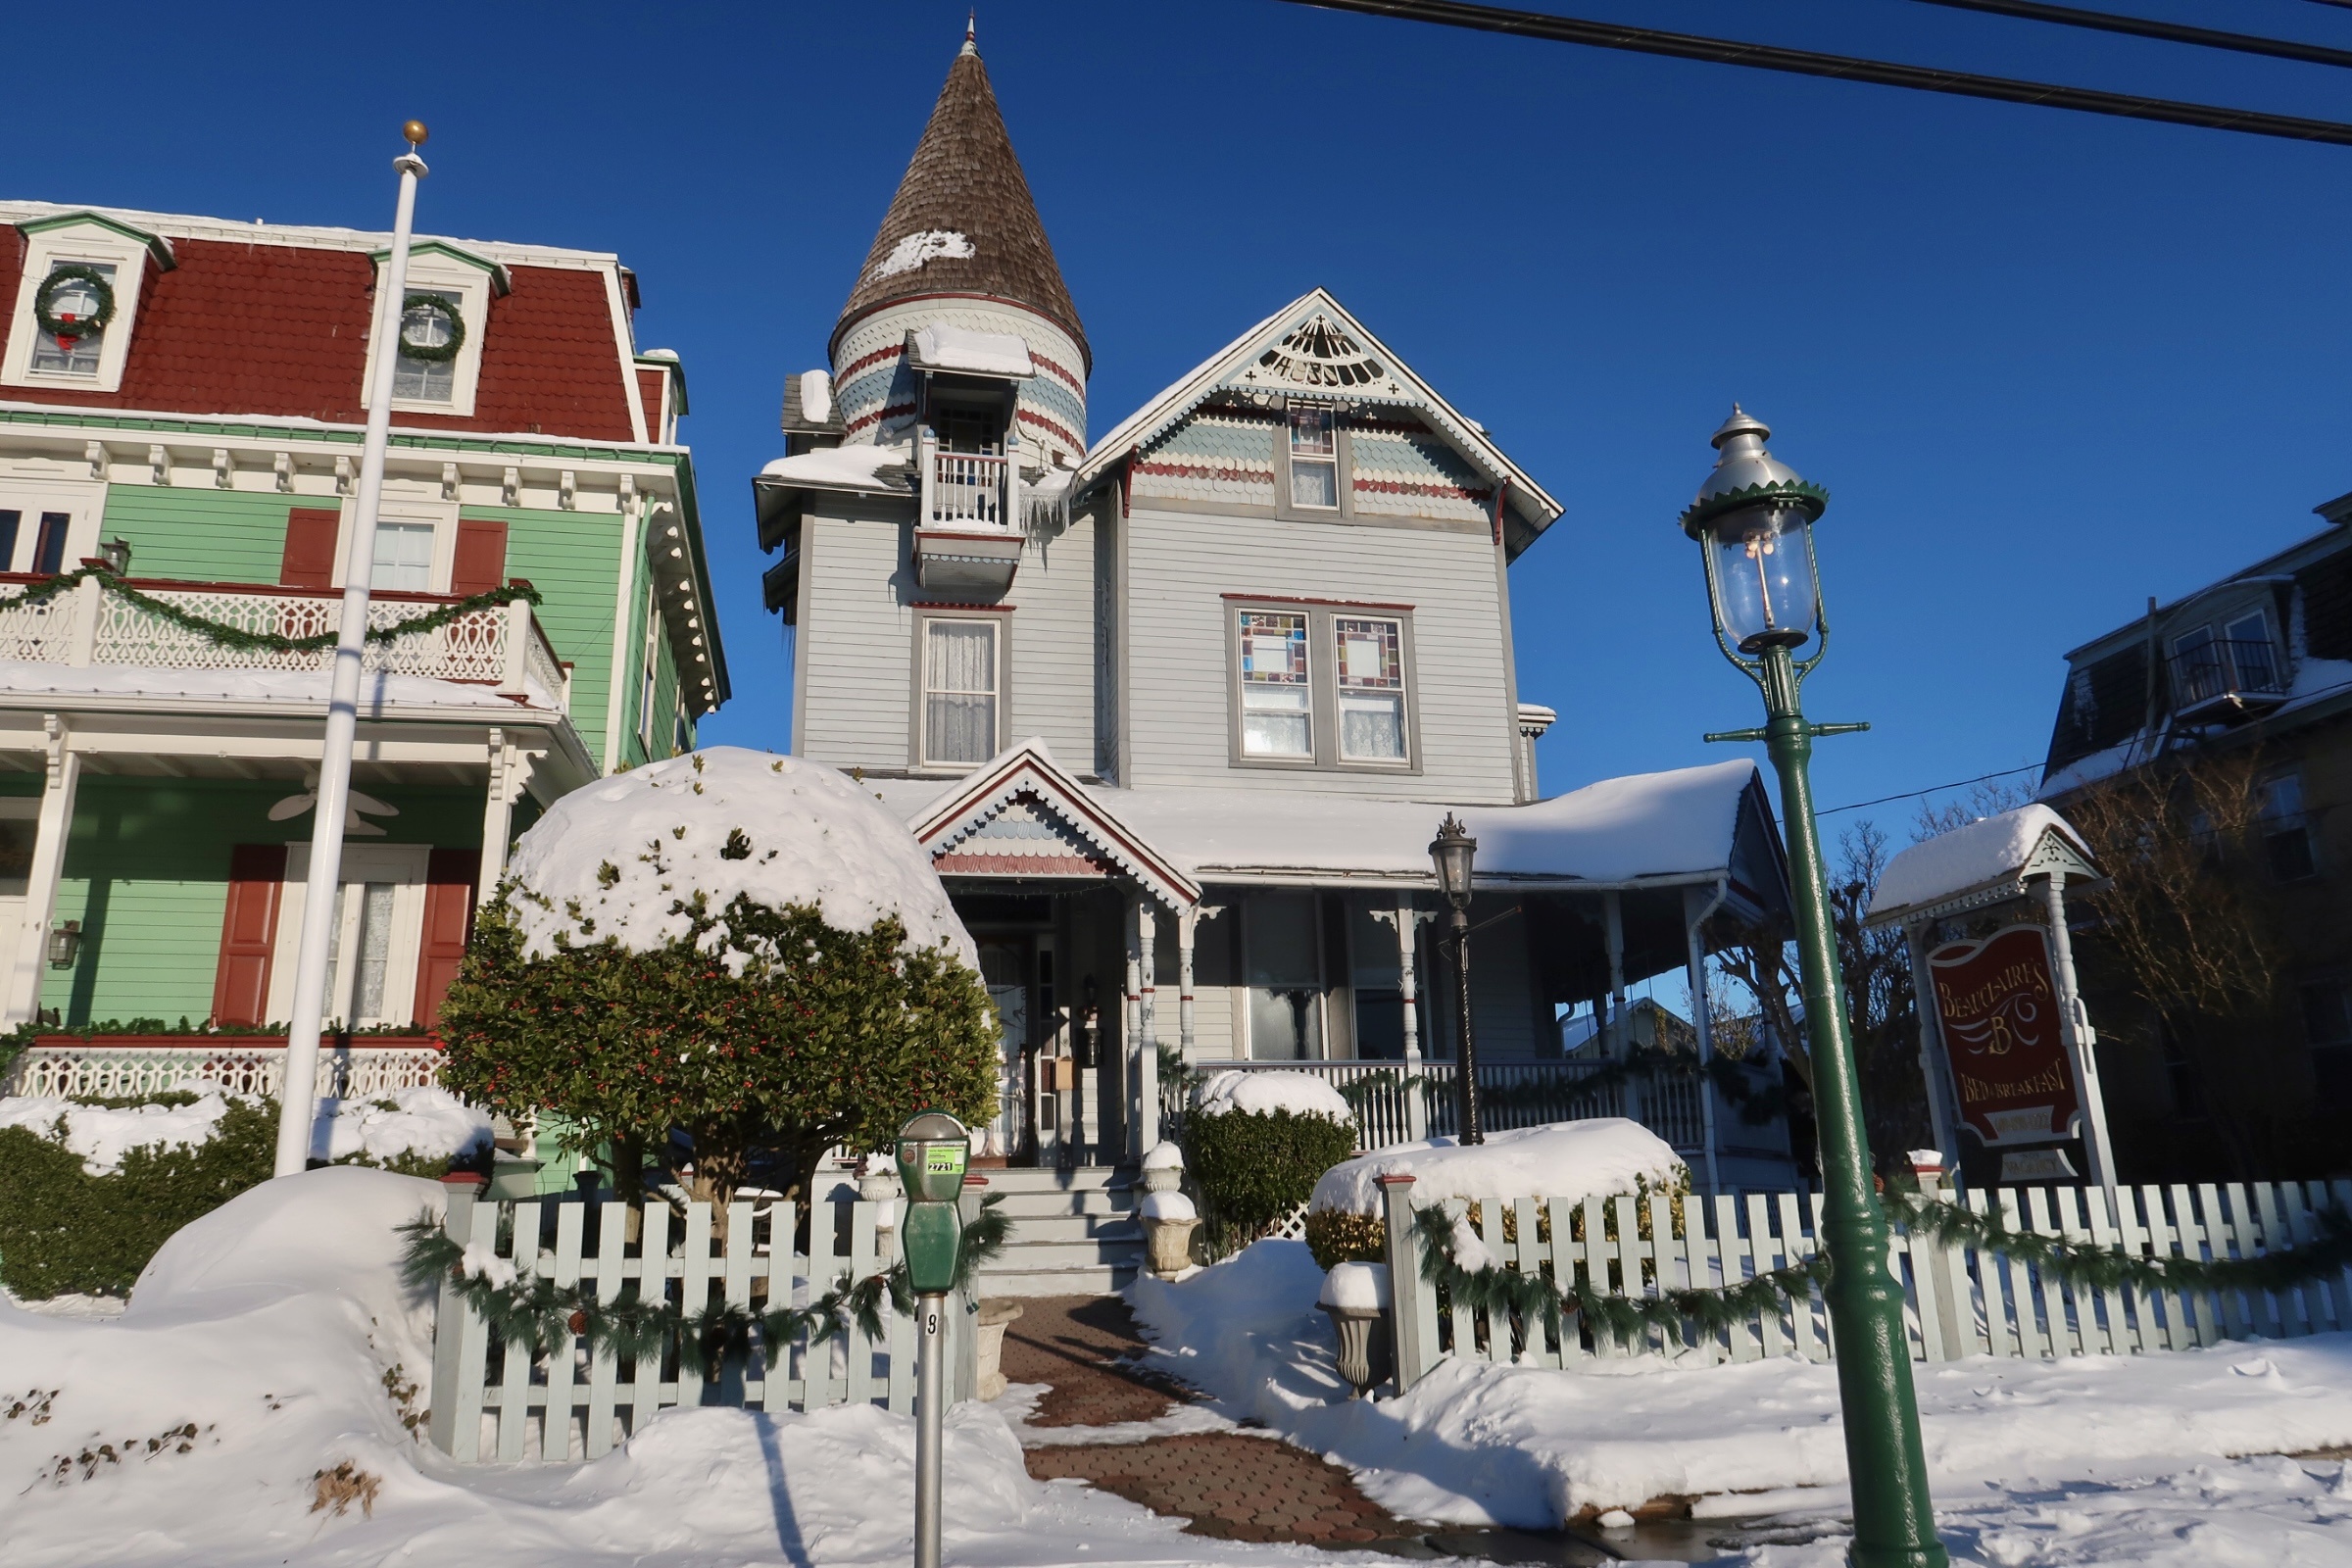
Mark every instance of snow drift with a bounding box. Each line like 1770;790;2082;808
1308;1118;1685;1216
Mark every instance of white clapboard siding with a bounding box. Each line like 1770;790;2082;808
428;1188;983;1462
1381;1178;2352;1392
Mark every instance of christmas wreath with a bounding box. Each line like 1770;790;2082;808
397;293;466;363
34;267;116;343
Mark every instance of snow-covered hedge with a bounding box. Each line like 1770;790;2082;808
1183;1071;1360;1252
0;1087;488;1299
1191;1069;1353;1123
1308;1118;1685;1218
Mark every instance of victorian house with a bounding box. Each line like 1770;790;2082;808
754;31;1796;1284
0;199;722;1086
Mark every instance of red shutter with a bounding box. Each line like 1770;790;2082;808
413;848;480;1025
450;518;509;598
213;845;287;1027
280;508;340;589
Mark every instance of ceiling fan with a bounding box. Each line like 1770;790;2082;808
269;772;399;837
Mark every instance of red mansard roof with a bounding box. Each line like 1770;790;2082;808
0;228;641;441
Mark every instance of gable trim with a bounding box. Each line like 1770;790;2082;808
17;211;176;270
911;740;1200;909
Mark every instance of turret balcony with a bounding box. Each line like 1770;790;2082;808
916;449;1023;595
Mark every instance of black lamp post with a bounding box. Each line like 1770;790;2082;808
1683;407;1945;1568
1428;813;1482;1145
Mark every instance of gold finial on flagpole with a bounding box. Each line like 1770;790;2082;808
402;120;429;148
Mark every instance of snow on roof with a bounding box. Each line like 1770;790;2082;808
1099;760;1765;886
1866;805;2093;922
1193;1070;1353;1122
1309;1119;1686;1216
505;748;975;966
757;442;911;493
911;323;1033;378
798;369;832;424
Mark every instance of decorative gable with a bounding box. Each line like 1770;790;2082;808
910;738;1200;909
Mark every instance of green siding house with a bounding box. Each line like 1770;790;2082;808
0;201;727;1036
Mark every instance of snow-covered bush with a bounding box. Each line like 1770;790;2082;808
438;749;999;1211
1183;1070;1358;1253
0;1086;486;1299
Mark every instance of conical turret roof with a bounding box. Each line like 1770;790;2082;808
833;32;1088;368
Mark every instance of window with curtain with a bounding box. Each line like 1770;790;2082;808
371;521;436;592
29;262;114;376
1239;611;1311;757
322;880;399;1026
1334;616;1406;760
1288;405;1338;509
924;618;1000;764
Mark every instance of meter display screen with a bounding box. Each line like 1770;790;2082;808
924;1147;965;1179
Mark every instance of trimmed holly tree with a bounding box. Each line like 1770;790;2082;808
437;889;999;1211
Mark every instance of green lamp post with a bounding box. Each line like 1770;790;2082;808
1682;407;1947;1568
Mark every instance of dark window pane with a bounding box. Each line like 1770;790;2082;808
32;514;69;574
2315;1049;2352;1110
0;511;19;569
2268;826;2318;882
2304;983;2352;1048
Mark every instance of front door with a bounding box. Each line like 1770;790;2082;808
978;941;1028;1158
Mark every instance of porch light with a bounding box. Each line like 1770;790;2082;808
1680;407;1828;658
47;919;81;968
1428;814;1476;912
98;538;132;574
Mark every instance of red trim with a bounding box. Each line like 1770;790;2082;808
840;343;905;379
1015;408;1084;451
915;764;1200;904
1029;352;1086;396
844;401;916;435
832;291;1093;374
1220;592;1417;612
0;571;483;606
934;852;1116;877
1135;460;1272;485
35;1033;443;1050
913;601;1015;612
1351;477;1494;504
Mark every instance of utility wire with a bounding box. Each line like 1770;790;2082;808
1904;0;2352;71
1277;0;2352;144
1813;763;2044;819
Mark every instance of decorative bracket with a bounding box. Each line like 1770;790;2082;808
272;453;294;493
84;442;105;481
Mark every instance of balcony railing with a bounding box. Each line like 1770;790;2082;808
928;450;1009;528
0;574;567;709
3;1035;444;1100
2170;636;2289;721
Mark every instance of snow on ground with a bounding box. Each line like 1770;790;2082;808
1309;1118;1685;1216
0;1084;487;1173
1130;1240;2352;1563
1194;1068;1352;1122
0;1170;1382;1568
504;747;975;967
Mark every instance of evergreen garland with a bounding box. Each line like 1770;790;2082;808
397;294;466;363
5;565;540;656
34;266;116;341
1331;1052;1783;1128
398;1194;1011;1375
1411;1189;2352;1348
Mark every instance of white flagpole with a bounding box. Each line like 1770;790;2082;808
271;122;431;1178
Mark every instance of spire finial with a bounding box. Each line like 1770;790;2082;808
961;10;976;55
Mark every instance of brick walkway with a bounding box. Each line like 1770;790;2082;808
1001;1295;1429;1547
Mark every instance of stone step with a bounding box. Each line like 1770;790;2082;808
999;1212;1143;1246
981;1263;1139;1297
987;1190;1137;1219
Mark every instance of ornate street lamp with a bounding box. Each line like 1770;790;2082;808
1428;814;1483;1145
1683;407;1946;1568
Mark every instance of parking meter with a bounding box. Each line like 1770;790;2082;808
895;1110;969;1295
895;1110;967;1568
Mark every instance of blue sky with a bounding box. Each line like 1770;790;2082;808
24;1;2352;845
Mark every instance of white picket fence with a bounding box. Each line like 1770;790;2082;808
427;1186;981;1462
1378;1177;2352;1387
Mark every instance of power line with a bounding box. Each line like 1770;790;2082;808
1905;0;2352;71
1813;764;2044;818
1276;0;2352;145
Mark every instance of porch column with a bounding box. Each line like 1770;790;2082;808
1381;895;1433;1142
1135;896;1160;1157
476;729;535;906
6;716;80;1027
1682;884;1724;1197
2038;872;2117;1200
1602;890;1638;1123
1902;927;1963;1176
1176;905;1197;1061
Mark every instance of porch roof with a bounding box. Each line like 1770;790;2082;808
878;747;1788;915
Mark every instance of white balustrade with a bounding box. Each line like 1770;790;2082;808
0;578;565;710
4;1041;444;1101
929;451;1009;527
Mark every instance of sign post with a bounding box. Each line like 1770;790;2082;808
895;1111;969;1568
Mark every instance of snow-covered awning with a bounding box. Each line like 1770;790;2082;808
1863;805;2102;928
906;323;1034;379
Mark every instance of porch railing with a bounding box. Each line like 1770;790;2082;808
927;451;1009;527
0;574;568;709
2;1036;444;1100
1168;1056;1756;1155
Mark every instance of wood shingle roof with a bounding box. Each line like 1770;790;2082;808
832;39;1088;369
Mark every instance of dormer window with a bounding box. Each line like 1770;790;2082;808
1288;405;1338;509
364;241;506;418
27;263;114;376
3;212;173;394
